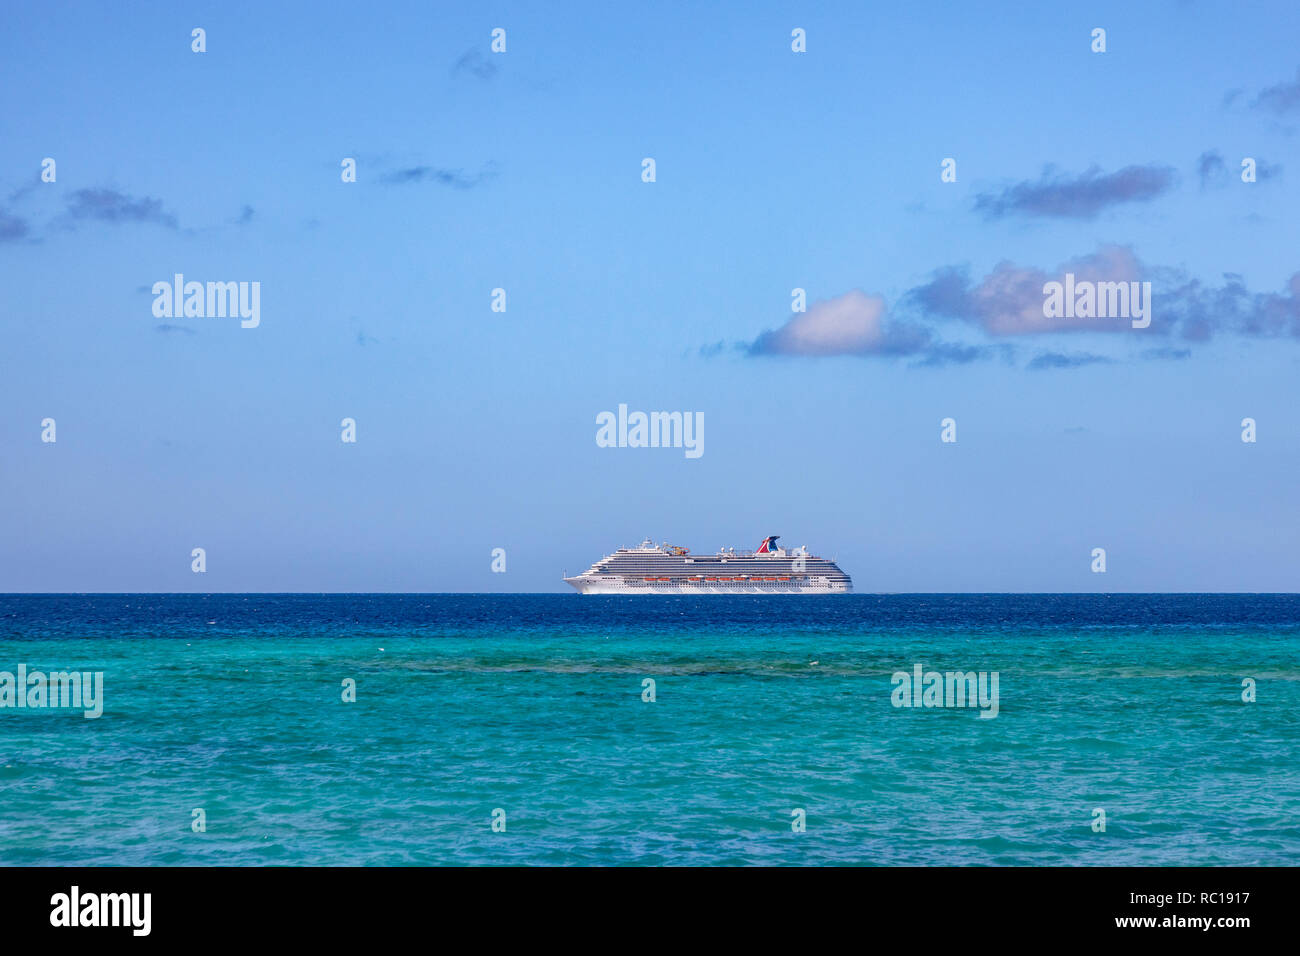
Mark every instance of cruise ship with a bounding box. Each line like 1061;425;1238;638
564;536;852;594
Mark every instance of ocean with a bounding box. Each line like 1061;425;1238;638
1;594;1297;866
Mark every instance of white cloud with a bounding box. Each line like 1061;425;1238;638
750;290;894;355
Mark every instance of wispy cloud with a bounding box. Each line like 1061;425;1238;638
378;162;497;189
64;188;178;228
0;208;30;242
1253;159;1284;182
698;339;748;358
973;164;1176;219
907;342;998;368
1197;151;1229;189
1198;149;1281;187
1252;66;1300;115
6;177;41;205
1027;351;1112;370
1140;346;1191;361
452;49;498;81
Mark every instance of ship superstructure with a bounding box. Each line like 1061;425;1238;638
564;536;852;594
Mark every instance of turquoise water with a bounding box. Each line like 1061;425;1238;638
1;594;1297;865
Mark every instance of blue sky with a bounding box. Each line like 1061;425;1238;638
2;1;1299;591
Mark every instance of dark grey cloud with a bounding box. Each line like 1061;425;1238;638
906;245;1143;336
65;189;178;228
912;245;1300;342
452;49;498;81
907;265;969;317
1027;351;1112;370
738;246;1300;369
379;162;497;189
1252;67;1300;115
973;164;1176;220
1160;271;1300;340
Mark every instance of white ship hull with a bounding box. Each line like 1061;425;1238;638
566;579;851;595
564;536;852;595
